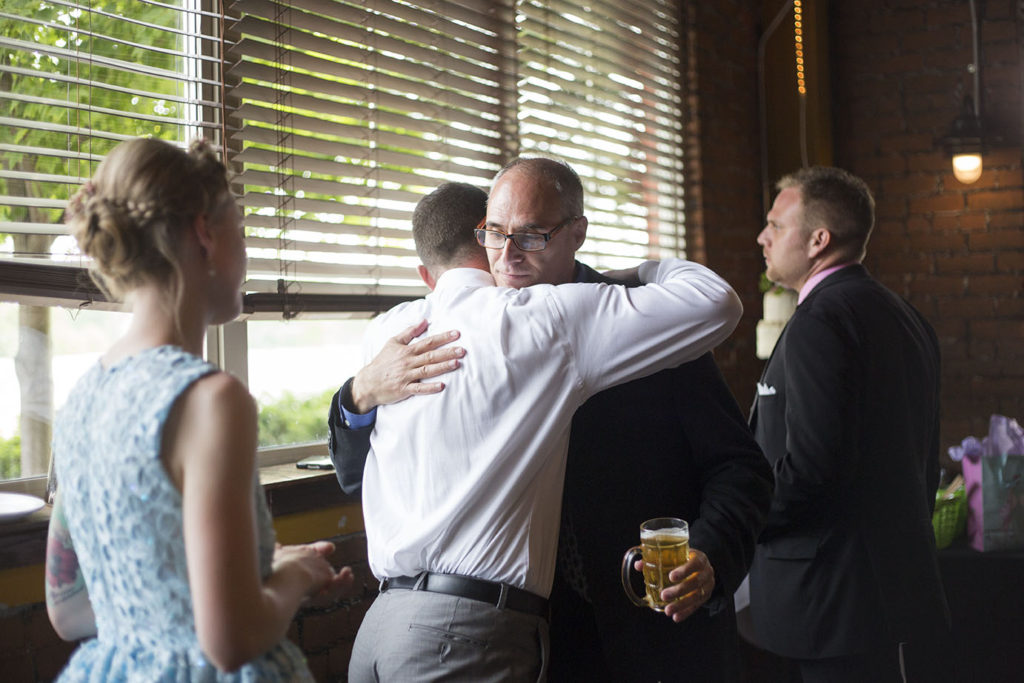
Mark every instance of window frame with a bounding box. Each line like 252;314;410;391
0;297;345;498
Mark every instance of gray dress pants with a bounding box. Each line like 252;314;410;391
349;589;549;682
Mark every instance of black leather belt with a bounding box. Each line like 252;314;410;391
379;572;548;618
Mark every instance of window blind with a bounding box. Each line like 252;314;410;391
0;0;224;303
516;0;686;268
227;0;511;313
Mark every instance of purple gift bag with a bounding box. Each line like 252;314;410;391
956;415;1024;552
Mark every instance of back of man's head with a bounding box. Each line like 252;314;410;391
494;157;584;218
777;166;875;262
412;182;488;271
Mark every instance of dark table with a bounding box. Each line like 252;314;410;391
938;543;1024;682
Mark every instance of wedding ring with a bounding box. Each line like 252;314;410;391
699;586;706;599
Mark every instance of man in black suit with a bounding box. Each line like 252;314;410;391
748;166;951;682
330;157;773;682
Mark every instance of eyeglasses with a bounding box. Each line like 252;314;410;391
475;215;580;252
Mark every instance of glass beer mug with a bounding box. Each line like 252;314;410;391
620;517;689;611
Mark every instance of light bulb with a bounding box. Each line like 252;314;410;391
952;153;983;184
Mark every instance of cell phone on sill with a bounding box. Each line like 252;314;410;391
295;455;335;470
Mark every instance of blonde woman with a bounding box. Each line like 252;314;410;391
45;137;352;680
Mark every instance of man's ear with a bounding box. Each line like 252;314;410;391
417;264;437;291
807;227;831;259
571;215;588;251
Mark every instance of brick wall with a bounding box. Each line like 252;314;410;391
684;0;766;404
831;0;1023;456
688;0;1023;452
687;5;1022;677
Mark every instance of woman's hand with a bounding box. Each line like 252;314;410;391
272;541;356;601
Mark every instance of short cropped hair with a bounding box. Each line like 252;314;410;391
776;166;876;262
412;182;488;269
494;157;584;219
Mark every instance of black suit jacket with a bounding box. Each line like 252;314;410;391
328;261;773;682
748;265;950;659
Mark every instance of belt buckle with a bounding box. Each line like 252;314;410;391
379;577;390;592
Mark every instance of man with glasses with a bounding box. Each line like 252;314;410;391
337;176;742;681
332;159;773;682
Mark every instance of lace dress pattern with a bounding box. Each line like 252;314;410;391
52;346;312;682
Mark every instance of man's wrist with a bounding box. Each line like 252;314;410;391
342;376;376;415
345;374;374;414
339;378;376;429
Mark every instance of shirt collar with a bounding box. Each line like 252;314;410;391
798;263;855;304
433;267;495;292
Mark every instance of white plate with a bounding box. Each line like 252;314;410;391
0;492;46;522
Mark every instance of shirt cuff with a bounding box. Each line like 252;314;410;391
338;377;377;429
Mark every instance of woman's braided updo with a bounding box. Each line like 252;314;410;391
65;138;231;300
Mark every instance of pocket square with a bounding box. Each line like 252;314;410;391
757;382;777;396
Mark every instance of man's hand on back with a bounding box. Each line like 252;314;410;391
349;320;465;413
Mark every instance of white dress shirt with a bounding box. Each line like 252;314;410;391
361;258;741;597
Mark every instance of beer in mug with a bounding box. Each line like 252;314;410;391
621;517;689;611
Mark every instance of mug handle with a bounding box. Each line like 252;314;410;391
620;545;648;607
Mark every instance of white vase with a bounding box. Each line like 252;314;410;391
756;289;797;360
